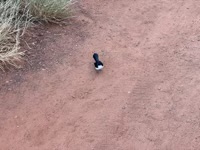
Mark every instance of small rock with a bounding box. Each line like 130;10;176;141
38;33;43;36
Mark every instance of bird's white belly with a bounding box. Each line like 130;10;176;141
95;65;104;70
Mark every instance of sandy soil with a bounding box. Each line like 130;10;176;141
1;0;200;149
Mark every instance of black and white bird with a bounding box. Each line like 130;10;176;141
93;53;104;71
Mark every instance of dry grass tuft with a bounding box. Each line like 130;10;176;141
0;0;74;71
26;0;75;23
0;0;25;71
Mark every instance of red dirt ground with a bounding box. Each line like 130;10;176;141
1;0;200;149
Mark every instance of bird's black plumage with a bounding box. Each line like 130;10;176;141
93;53;104;70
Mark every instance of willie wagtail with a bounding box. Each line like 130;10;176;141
93;53;104;70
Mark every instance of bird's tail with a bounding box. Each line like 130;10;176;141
93;53;99;62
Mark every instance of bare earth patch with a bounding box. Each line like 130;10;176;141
1;0;200;149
